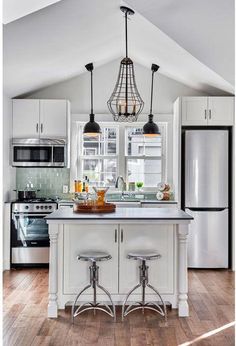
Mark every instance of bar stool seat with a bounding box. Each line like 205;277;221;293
122;250;167;322
78;251;112;262
127;251;161;261
72;251;116;323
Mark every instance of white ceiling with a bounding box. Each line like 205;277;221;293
3;0;234;97
3;0;62;24
127;0;235;86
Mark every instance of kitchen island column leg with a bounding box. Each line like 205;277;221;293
48;224;59;318
177;224;189;317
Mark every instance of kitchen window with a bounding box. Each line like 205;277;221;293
76;124;119;187
73;121;167;189
124;124;167;188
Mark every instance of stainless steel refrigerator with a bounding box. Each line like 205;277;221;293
184;130;229;268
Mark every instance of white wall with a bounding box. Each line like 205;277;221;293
3;93;15;202
3;93;15;271
26;58;208;114
25;59;208;190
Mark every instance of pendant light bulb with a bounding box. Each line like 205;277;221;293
83;63;101;137
107;6;144;122
143;64;160;137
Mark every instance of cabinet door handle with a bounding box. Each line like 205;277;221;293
209;109;212;119
121;229;123;243
40;123;43;133
36;123;39;133
204;110;207;119
115;229;117;243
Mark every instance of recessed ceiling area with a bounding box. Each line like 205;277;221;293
127;0;235;86
3;0;234;97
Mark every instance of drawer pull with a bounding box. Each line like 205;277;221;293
115;229;117;243
121;229;123;243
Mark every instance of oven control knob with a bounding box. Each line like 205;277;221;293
45;206;48;210
49;206;52;209
36;206;39;209
25;206;29;210
40;206;44;209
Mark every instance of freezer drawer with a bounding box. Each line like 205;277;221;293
186;208;228;268
185;130;228;208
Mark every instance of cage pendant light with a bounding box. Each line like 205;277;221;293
107;6;144;122
83;63;101;137
143;64;161;137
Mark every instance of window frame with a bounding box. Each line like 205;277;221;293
70;120;168;191
76;122;120;187
123;122;167;190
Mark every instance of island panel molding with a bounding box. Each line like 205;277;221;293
46;208;192;318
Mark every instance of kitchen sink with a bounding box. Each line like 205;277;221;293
108;200;141;207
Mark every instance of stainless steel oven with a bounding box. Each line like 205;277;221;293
12;138;66;167
11;201;57;266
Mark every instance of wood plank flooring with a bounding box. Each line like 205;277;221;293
3;268;235;346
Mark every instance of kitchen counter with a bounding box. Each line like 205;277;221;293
46;207;190;221
46;207;192;319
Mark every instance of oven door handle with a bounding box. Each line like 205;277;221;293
13;213;49;217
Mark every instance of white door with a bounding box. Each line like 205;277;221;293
208;97;234;126
39;100;67;138
12;99;40;138
63;224;118;295
182;97;208;126
119;224;174;295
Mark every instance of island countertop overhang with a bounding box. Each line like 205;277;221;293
45;207;193;224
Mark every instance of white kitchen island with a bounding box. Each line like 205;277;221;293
45;207;193;318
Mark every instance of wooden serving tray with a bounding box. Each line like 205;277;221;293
73;202;116;213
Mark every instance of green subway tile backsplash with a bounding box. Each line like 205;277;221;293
16;168;70;198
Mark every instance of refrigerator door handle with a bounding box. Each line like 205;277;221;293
187;207;227;212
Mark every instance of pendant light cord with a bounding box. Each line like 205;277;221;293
150;70;154;115
90;70;93;115
125;11;128;58
125;11;128;114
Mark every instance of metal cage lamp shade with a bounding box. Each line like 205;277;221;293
107;6;144;122
83;63;101;137
143;64;161;137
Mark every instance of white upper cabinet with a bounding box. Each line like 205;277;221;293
208;97;234;125
39;100;67;138
182;97;208;126
181;96;234;126
12;99;69;139
13;99;40;138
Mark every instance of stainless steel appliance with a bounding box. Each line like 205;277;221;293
12;138;66;167
11;199;57;266
184;129;229;268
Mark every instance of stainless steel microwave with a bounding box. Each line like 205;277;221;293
12;138;67;167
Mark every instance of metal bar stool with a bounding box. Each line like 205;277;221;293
72;251;116;323
122;251;167;321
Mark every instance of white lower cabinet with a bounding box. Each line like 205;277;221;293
63;224;118;295
63;223;174;298
119;225;174;295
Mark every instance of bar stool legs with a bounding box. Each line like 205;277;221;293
72;260;116;323
122;259;167;322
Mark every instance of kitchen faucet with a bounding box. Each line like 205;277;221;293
115;176;126;199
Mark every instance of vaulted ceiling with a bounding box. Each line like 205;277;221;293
3;0;234;98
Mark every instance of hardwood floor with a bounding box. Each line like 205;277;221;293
3;268;235;346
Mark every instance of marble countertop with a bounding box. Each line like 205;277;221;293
45;207;192;221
